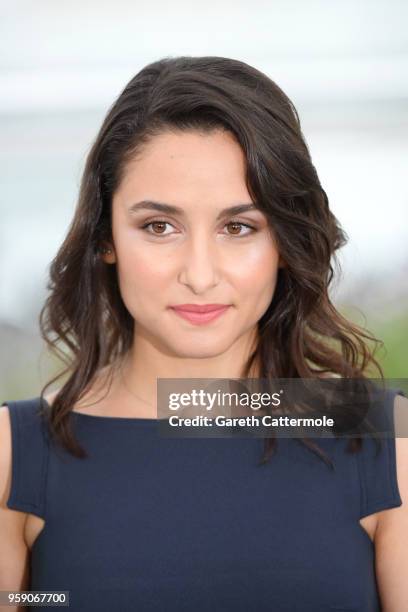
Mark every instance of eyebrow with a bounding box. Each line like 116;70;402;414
127;200;259;221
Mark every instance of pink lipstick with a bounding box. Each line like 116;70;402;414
169;304;231;326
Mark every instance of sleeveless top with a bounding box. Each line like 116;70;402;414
2;387;405;612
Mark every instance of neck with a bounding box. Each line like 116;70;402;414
115;324;261;409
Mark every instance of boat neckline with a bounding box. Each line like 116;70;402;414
39;397;163;423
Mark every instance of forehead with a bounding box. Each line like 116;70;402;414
114;129;251;210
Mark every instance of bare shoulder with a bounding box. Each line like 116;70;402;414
0;403;25;521
0;404;12;480
394;393;408;509
374;393;408;608
394;392;408;439
0;405;29;589
0;405;17;508
376;393;408;531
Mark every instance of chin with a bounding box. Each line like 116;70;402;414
166;336;233;359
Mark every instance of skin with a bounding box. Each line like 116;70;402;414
0;128;407;609
99;128;284;414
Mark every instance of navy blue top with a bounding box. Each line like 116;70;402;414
2;388;405;611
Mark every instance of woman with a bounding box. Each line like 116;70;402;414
1;56;407;611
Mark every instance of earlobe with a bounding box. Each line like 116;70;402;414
99;244;116;264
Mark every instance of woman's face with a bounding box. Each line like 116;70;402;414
104;129;283;359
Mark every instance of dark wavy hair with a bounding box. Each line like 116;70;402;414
39;55;385;464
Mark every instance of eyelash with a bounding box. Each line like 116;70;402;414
140;219;257;238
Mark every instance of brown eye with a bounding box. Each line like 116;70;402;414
141;220;175;236
150;221;167;234
225;221;255;236
227;222;242;235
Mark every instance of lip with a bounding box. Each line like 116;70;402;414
169;304;231;325
170;303;231;313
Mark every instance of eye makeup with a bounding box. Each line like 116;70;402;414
138;218;258;238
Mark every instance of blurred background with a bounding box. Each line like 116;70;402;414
1;0;407;400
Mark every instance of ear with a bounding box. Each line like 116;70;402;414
99;243;116;264
278;255;286;269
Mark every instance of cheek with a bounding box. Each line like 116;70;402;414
115;242;169;299
232;239;280;296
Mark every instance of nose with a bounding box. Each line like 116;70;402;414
178;229;221;294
